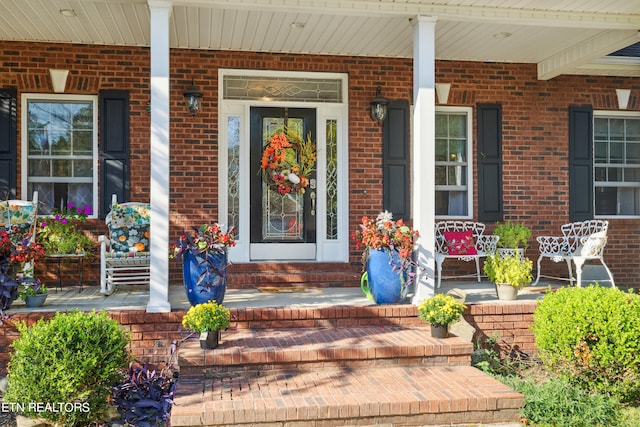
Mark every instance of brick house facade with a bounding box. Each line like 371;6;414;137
1;40;638;290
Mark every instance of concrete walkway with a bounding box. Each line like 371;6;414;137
6;280;554;314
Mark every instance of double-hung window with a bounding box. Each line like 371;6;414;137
22;94;98;215
594;112;640;216
435;107;473;218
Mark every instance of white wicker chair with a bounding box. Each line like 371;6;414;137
533;219;614;287
434;221;499;288
98;195;150;295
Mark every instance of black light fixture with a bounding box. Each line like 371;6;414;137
370;86;388;125
183;79;203;115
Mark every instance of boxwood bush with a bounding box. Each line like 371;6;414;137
532;286;640;402
4;310;131;426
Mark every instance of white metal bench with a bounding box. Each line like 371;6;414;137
434;221;499;289
98;195;150;295
533;219;614;287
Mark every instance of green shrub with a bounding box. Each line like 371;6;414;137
5;310;131;426
532;286;640;402
503;375;622;427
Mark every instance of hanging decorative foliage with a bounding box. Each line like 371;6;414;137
260;129;316;195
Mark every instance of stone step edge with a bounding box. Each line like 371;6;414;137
170;365;524;427
178;326;474;372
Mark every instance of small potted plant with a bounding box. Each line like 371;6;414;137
19;278;48;308
483;253;533;300
181;299;231;349
492;221;531;258
417;294;466;338
37;203;95;256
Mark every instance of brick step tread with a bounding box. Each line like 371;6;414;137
171;365;524;426
178;326;474;374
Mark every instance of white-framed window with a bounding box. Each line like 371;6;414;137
21;94;98;216
594;110;640;217
435;106;473;218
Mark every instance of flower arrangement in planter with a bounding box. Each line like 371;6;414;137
171;224;237;265
417;293;467;327
37;203;95;256
483;253;533;300
353;211;420;267
260;129;316;195
182;299;231;349
352;211;420;303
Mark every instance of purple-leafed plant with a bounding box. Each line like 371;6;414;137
111;341;178;427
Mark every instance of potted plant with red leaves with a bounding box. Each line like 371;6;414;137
170;224;236;306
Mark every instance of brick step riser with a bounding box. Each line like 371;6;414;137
179;355;470;379
226;264;361;289
226;305;424;330
228;318;424;329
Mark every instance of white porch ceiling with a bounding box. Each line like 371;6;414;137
0;0;639;80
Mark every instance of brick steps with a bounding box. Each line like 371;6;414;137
178;326;474;378
173;317;524;426
172;365;523;427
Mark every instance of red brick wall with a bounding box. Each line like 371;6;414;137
1;41;639;287
465;301;537;357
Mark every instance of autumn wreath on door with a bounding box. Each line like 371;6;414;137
260;130;316;195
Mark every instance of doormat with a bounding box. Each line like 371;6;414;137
257;286;323;293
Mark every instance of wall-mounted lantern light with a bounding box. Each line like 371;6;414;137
183;79;203;115
370;86;388;125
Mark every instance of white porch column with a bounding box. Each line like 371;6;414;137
411;16;437;304
147;0;172;312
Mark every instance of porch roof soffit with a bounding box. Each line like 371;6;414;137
0;0;639;79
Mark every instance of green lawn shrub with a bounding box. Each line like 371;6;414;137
502;375;622;427
532;286;640;402
4;310;131;426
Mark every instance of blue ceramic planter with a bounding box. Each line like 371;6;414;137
362;249;407;304
182;250;227;306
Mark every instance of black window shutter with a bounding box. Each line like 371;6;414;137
568;105;594;221
0;88;17;200
477;103;503;222
99;90;130;218
383;100;410;219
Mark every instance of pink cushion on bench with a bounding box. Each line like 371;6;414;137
443;230;477;255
